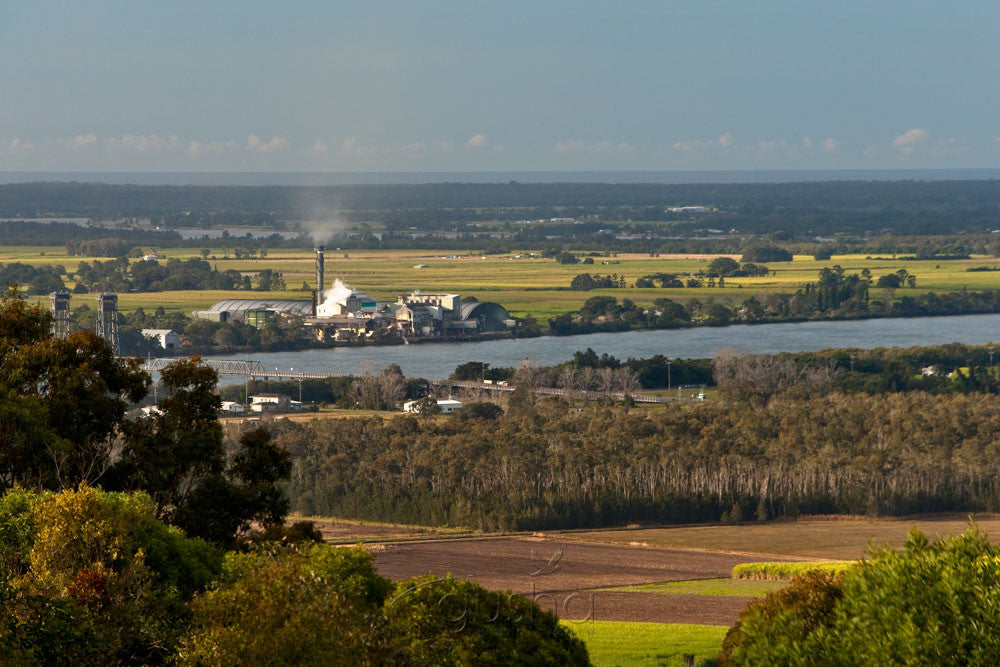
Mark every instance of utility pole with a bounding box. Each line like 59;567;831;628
666;360;672;390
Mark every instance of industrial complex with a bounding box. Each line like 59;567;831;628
191;245;515;343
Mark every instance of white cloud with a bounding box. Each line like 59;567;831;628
672;132;735;151
106;133;179;152
1;138;35;153
71;133;97;148
465;133;488;148
891;127;928;153
822;137;838;152
185;138;237;158
299;140;329;157
247;134;289;152
400;142;427;156
802;137;813;149
555;139;633;154
339;137;378;157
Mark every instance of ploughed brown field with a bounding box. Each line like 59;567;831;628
371;537;784;624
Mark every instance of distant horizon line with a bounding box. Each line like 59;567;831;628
3;167;1000;187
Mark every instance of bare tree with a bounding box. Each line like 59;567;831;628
597;367;617;395
616;367;641;394
557;366;578;392
714;349;838;402
379;366;407;408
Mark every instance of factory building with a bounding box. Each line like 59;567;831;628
194;245;514;343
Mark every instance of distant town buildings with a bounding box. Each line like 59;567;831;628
141;329;180;350
403;398;463;414
192;248;515;344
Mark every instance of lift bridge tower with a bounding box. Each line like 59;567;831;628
50;291;71;339
95;292;120;355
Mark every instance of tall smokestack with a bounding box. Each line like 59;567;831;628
315;244;325;293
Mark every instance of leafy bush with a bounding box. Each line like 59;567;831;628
178;545;390;665
385;575;589;665
719;570;843;665
722;527;1000;665
741;244;793;262
0;486;221;665
179;545;589;666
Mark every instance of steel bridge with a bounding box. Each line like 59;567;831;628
137;358;330;379
134;359;697;403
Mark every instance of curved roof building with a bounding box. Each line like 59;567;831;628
204;298;313;317
460;301;511;331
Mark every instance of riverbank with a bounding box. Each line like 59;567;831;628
207;311;1000;387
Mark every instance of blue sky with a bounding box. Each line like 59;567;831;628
2;1;999;171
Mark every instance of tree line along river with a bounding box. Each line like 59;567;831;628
207;312;1000;386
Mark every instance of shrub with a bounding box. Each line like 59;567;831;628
178;545;389;665
741;244;793;263
732;561;855;580
721;527;1000;665
385;575;589;665
719;570;843;665
0;486;221;664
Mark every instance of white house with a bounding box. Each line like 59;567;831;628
141;329;180;350
250;394;291;413
220;401;244;413
142;253;160;262
403;398;463;414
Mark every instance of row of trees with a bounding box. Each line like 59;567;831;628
548;273;996;337
273;387;1000;531
0;262;67;295
73;257;285;293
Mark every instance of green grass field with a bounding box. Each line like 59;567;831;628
564;621;728;666
601;578;786;597
7;244;1000;318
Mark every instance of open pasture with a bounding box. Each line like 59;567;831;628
7;244;1000;318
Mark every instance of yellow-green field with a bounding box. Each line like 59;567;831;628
6;244;1000;318
601;578;787;597
564;621;728;666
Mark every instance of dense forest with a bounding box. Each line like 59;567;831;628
265;389;1000;531
4;179;1000;236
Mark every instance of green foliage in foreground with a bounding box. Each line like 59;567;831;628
566;621;727;667
0;486;222;665
608;578;787;597
1;487;588;666
722;527;1000;665
731;561;855;580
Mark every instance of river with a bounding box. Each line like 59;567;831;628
211;313;1000;386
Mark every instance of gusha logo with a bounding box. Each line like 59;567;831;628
385;546;595;633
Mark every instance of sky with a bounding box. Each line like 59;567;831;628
2;1;999;172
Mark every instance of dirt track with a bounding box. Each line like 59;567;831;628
372;537;761;624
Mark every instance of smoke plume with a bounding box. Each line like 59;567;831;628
316;278;355;317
